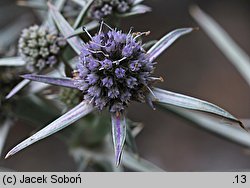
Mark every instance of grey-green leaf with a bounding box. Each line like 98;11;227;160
133;0;145;5
147;28;194;62
67;21;99;39
152;88;244;129
111;112;127;166
118;5;151;17
48;2;83;55
0;119;12;156
161;105;250;149
6;79;31;100
5;101;94;159
122;151;165;172
126;124;138;154
0;57;25;67
70;0;87;7
190;5;250;87
17;0;47;10
73;0;95;29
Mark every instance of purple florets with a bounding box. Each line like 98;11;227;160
74;29;155;112
89;0;135;20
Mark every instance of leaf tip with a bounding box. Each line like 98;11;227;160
47;1;54;10
5;93;12;100
189;4;200;15
20;74;34;81
115;150;122;166
4;149;15;159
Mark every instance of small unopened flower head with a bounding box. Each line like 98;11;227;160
75;28;155;112
89;0;135;20
18;25;66;72
59;88;83;109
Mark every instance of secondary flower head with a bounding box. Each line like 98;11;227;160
18;25;66;72
59;87;82;109
89;0;146;20
74;28;155;112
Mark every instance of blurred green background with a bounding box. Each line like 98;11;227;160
1;0;250;171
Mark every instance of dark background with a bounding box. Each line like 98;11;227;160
1;0;250;171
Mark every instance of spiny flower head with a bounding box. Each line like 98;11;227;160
18;25;66;72
74;28;155;112
89;0;135;20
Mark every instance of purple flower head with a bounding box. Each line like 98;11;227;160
75;28;155;112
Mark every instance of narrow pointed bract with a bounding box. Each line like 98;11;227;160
152;88;245;129
5;79;31;99
73;0;95;29
190;5;250;87
147;28;194;62
5;101;94;159
162;105;250;149
123;151;165;172
0;57;25;67
0;119;12;156
21;74;78;89
119;4;151;17
48;2;83;55
66;21;99;39
111;112;127;166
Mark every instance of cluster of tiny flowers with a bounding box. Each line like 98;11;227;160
59;88;83;109
18;25;66;72
89;0;135;20
74;29;155;112
0;68;22;122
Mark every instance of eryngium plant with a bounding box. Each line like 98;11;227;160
18;25;66;72
5;14;244;166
